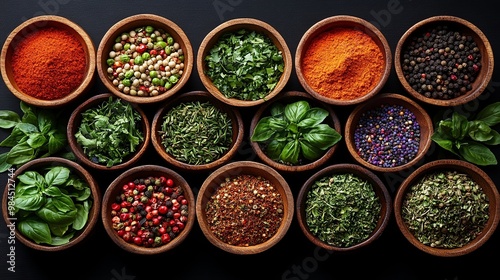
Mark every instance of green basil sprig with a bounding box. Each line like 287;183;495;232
14;166;93;245
432;102;500;166
0;102;68;173
251;100;342;165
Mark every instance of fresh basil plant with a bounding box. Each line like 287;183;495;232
251;100;342;165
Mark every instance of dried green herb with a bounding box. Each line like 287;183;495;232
305;173;381;247
204;28;284;101
402;170;489;248
159;101;233;165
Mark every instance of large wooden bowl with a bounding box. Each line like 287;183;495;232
197;18;292;107
196;161;294;254
1;157;101;251
394;15;494;106
97;14;193;104
0;15;96;108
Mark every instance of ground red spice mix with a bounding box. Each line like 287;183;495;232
205;174;284;247
11;26;86;100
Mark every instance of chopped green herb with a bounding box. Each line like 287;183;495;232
204;28;284;101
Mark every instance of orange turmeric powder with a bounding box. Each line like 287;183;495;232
301;27;384;100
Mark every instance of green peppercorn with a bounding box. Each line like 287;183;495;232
145;25;154;34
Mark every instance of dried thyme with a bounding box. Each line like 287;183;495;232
305;173;381;247
402;170;490;248
159;100;233;165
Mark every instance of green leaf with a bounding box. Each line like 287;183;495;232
50;232;75;245
14;192;46;212
17;171;44;186
431;132;459;155
265;139;286;160
0;153;12;173
0;126;26;147
27;133;47;149
6;142;34;165
451;112;469;140
284;101;310;123
270;103;285;118
36;197;77;224
475;102;500;126
43;186;63;197
484;129;500;145
300;140;324;161
468;120;493;142
279;140;300;164
16;122;39;135
45;166;70;187
458;142;497;166
251;116;275;142
297;107;329;128
72;203;89;231
37;110;55;134
302;124;342;150
49;222;71;237
0;110;20;129
18;216;52;244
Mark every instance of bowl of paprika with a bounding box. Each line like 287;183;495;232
101;164;196;254
1;15;96;108
97;14;194;104
295;15;392;106
394;15;494;106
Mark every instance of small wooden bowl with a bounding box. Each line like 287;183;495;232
0;15;96;108
295;15;392;106
197;18;292;107
394;159;500;257
196;161;294;254
101;165;196;254
1;157;101;251
67;93;150;171
151;90;244;172
344;93;433;173
394;15;494;106
97;14;193;104
249;91;342;172
296;163;392;251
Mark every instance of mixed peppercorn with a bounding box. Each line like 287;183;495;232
110;175;189;247
106;25;185;97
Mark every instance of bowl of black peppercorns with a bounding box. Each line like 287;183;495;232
395;15;494;107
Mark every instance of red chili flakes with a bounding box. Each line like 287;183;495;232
205;174;284;247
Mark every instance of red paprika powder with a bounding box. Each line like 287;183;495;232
11;26;86;100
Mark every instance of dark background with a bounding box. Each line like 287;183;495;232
1;0;499;279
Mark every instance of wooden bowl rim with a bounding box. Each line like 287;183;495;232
393;159;500;257
196;17;293;107
296;163;392;251
249;90;342;172
196;161;294;254
67;93;150;171
96;13;193;104
344;92;434;173
0;15;96;108
394;15;494;107
151;90;244;171
1;157;101;251
295;15;392;106
101;164;196;254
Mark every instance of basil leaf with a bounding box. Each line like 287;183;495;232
17;171;44;186
451;112;469;140
0;110;20;129
36;197;77;224
43;186;63;197
468;120;493;142
48;132;67;154
265;139;285;161
72;204;89;231
300;140;324;161
475;102;500;126
484;129;500;145
14;192;46;212
37;110;55;135
27;133;47;149
51;232;75;246
251;116;276;142
270;103;285;118
458;142;497;166
297;107;329;128
279;140;300;164
302;124;342;150
431;132;458;155
0;153;12;173
18;216;52;245
49;222;71;237
0;126;26;147
6;142;35;165
16;122;39;135
45;166;70;187
285;100;310;123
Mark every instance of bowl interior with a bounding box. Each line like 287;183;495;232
394;159;500;257
1;16;95;107
151;91;244;171
196;161;294;254
97;14;193;104
249;90;342;172
197;18;292;107
345;93;433;172
296;163;392;251
395;16;494;106
295;15;392;106
101;165;195;254
1;157;100;251
67;93;150;171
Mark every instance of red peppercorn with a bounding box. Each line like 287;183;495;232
161;233;171;243
158;205;168;214
136;44;147;54
133;236;142;245
166;178;174;187
111;203;121;211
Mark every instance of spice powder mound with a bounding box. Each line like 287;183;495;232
205;174;284;247
11;27;86;100
301;27;384;100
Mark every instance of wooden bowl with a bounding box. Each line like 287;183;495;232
101;165;195;254
197;18;292;107
97;14;193;104
67;93;150;171
196;161;294;254
1;157;101;251
394;15;494;106
296;163;392;251
0;15;96;108
394;159;500;257
151;91;244;172
295;15;392;106
249;91;342;172
344;93;433;173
